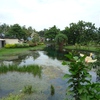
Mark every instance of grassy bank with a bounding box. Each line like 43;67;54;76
65;45;100;52
0;64;42;78
0;45;46;57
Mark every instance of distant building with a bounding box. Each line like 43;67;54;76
5;39;19;44
0;39;5;48
0;38;20;48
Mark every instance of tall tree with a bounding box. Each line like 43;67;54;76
8;24;26;40
45;25;60;41
55;32;68;52
0;23;10;38
63;20;97;45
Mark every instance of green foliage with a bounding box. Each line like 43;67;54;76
62;53;100;100
5;43;29;48
62;20;98;45
15;43;29;48
0;93;23;100
0;64;42;78
8;24;26;40
55;33;68;51
32;33;40;46
23;85;33;94
45;25;60;41
27;41;35;47
39;42;44;45
50;85;55;96
55;33;68;44
4;44;16;48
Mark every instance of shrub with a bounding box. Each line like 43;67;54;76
5;44;16;48
39;42;44;45
15;43;23;48
15;43;29;48
62;52;100;100
23;43;29;47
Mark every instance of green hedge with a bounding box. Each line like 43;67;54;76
5;43;29;48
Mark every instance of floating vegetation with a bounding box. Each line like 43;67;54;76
0;93;23;100
0;64;42;78
50;85;55;96
22;85;35;94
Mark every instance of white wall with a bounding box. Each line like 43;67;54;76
5;39;19;44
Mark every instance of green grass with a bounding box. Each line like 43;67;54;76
65;45;100;52
0;93;23;100
0;44;46;58
0;48;28;56
29;44;46;51
0;64;42;78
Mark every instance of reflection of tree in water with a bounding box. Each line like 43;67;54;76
44;47;69;60
12;51;40;65
31;51;40;60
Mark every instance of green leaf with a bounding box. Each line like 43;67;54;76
63;74;71;79
65;53;73;60
78;88;83;94
66;90;73;95
73;56;79;61
80;95;87;100
62;61;70;65
68;79;74;84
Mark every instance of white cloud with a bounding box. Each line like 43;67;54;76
0;0;100;31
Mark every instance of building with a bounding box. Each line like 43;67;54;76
0;39;5;48
0;38;19;48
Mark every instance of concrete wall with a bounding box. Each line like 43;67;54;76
5;39;19;44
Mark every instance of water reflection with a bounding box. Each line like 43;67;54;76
0;49;100;100
2;51;40;66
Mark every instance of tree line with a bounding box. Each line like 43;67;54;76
0;20;100;46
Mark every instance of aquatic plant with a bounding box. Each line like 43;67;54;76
0;93;23;100
0;64;42;78
23;85;34;94
62;52;100;100
50;85;55;96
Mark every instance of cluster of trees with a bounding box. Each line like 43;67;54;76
0;20;100;47
0;23;36;41
39;20;100;46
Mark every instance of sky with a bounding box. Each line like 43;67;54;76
0;0;100;31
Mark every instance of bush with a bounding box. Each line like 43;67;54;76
23;43;29;47
15;43;29;48
5;43;29;48
39;42;44;45
15;43;23;48
27;41;36;47
5;44;16;48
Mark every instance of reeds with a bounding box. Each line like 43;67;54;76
50;85;55;96
23;85;34;94
0;64;42;78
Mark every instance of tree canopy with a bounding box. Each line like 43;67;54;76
0;20;100;46
55;32;68;51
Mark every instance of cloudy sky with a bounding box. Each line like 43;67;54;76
0;0;100;31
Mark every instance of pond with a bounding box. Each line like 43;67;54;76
0;50;99;100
